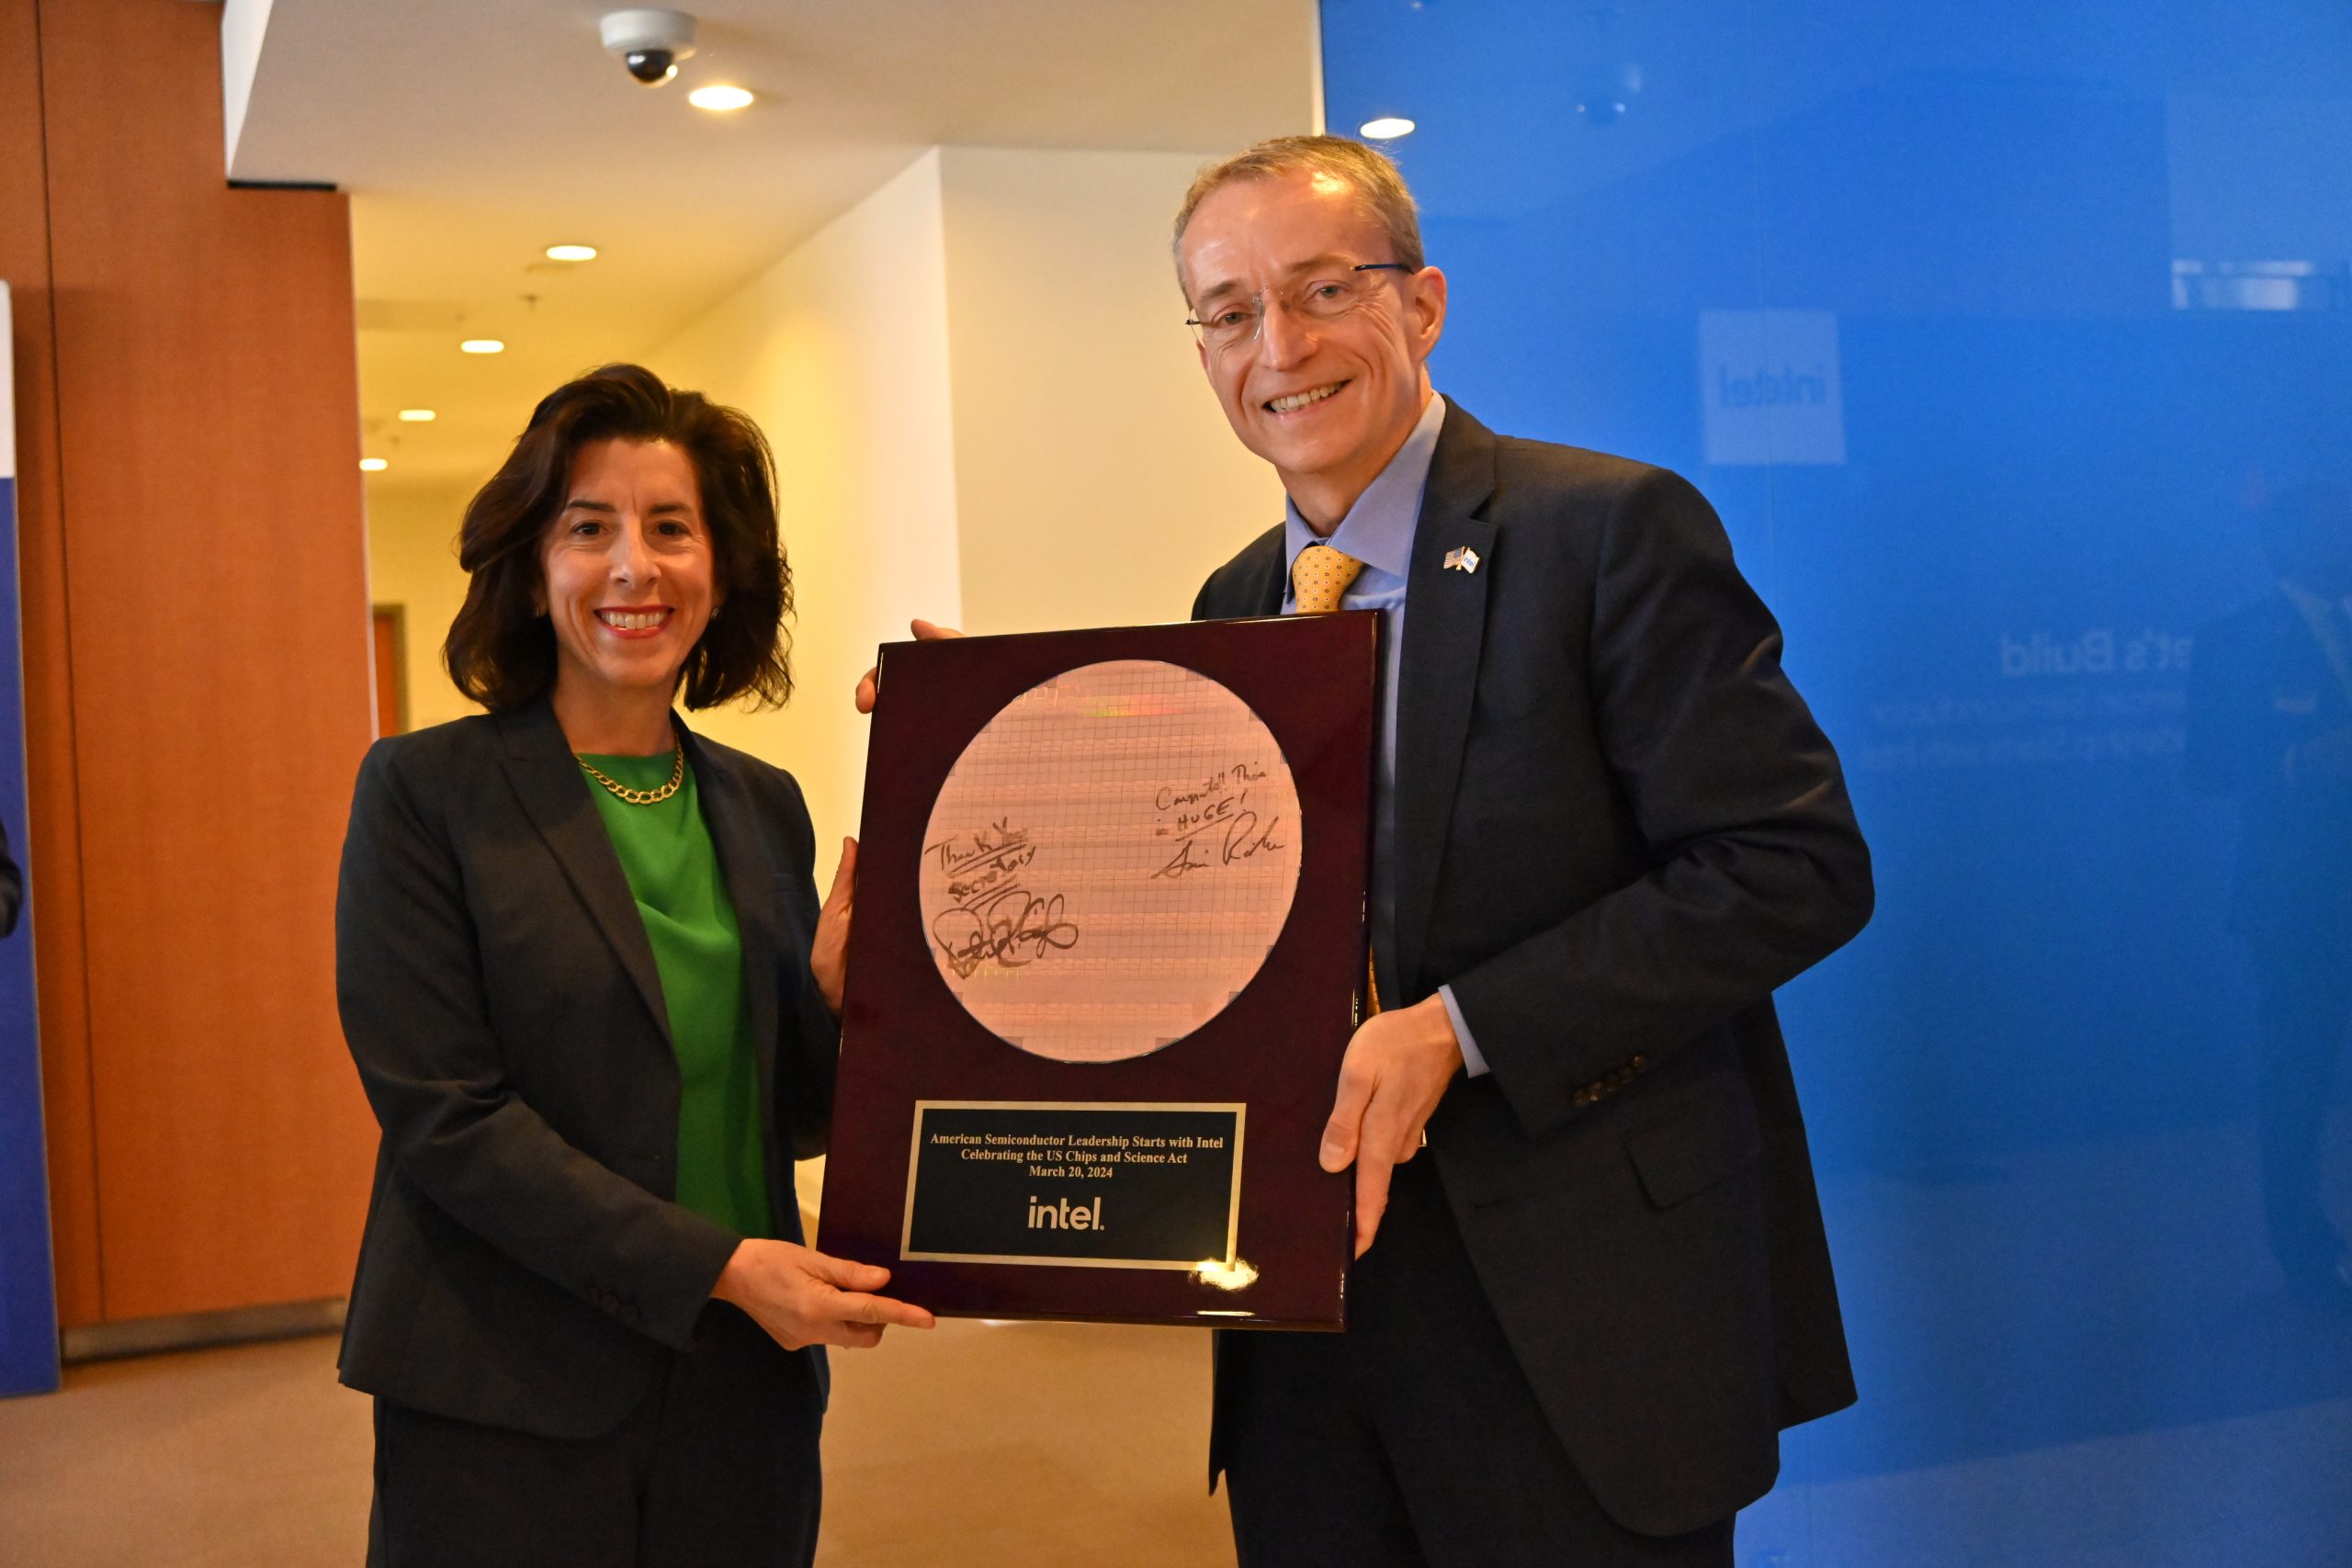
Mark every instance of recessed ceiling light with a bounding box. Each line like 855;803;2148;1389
1359;116;1416;140
359;457;389;472
688;85;754;112
397;408;436;423
545;243;598;263
460;339;505;355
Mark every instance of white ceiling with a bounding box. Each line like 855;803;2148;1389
231;0;1318;491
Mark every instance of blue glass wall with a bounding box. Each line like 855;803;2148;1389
1322;3;2352;1559
0;283;55;1399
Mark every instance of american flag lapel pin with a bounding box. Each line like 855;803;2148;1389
1443;546;1482;574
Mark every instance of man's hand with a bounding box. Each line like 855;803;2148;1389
710;1237;936;1350
854;619;965;714
1318;994;1464;1258
810;838;856;1018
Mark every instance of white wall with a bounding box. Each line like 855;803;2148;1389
217;0;274;175
939;146;1284;636
361;479;479;735
641;143;1284;859
645;150;965;869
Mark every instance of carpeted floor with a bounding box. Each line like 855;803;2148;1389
0;1316;1236;1567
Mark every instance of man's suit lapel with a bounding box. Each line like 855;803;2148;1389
1390;405;1499;999
495;701;673;1041
676;718;785;1111
1244;534;1287;615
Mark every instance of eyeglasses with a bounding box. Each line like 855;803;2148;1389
1185;263;1415;353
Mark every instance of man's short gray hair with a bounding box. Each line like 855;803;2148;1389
1172;135;1425;298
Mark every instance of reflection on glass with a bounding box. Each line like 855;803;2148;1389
1325;0;2352;1559
2188;483;2352;1306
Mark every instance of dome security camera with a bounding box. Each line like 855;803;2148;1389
600;8;697;86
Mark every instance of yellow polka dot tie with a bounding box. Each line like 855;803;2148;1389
1288;542;1381;1013
1290;544;1367;615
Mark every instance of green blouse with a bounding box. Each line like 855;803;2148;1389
579;749;775;1241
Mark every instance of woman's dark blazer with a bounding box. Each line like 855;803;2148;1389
334;699;837;1439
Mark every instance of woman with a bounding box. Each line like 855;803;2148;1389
335;363;931;1567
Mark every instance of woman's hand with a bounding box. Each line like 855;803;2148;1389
710;1237;935;1350
810;838;856;1018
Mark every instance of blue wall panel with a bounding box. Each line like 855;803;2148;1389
1323;2;2351;1558
0;281;56;1399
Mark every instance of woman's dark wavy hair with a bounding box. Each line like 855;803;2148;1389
443;363;794;713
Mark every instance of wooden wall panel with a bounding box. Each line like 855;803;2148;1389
36;0;378;1320
372;608;405;738
0;0;102;1330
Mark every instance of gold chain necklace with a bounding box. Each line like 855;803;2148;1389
577;747;685;807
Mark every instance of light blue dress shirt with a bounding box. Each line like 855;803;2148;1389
1279;392;1491;1078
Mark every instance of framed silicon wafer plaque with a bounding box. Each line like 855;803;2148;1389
815;614;1377;1328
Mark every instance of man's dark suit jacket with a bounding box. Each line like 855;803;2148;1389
1193;405;1871;1538
334;699;837;1438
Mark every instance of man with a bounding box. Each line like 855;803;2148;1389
2185;482;2352;1308
1175;137;1871;1565
857;135;1871;1564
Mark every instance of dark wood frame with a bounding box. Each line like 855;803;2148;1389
818;614;1378;1328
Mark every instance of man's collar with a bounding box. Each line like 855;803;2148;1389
1283;393;1449;582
